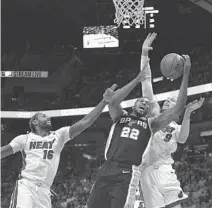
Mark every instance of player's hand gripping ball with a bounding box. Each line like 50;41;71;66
160;53;184;80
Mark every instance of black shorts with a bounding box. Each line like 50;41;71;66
87;161;140;208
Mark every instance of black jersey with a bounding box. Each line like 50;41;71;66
105;112;151;166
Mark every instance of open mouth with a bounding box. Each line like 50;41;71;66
139;106;145;111
163;104;170;109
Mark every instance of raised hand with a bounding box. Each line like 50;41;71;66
186;97;205;113
103;84;117;103
142;33;157;55
182;55;191;75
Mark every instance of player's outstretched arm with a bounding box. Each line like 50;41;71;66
140;33;160;117
109;59;149;123
1;145;14;159
1;135;27;159
150;55;191;133
68;84;117;138
177;97;205;143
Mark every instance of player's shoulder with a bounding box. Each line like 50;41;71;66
112;110;129;124
12;134;28;143
54;126;70;137
171;121;181;129
48;131;56;136
116;110;129;120
16;133;28;139
175;123;181;132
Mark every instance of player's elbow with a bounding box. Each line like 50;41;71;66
177;137;187;144
177;132;189;144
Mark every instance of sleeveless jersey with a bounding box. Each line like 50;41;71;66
9;127;70;187
142;121;181;166
105;112;151;166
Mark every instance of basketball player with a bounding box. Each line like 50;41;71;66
139;97;204;208
0;84;117;208
87;33;190;208
138;33;204;208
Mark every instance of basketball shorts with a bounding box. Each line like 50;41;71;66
9;178;51;208
140;164;188;208
87;163;141;208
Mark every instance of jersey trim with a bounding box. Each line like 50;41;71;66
104;122;117;160
140;133;153;166
165;197;188;208
21;150;27;171
124;165;141;206
9;180;18;208
20;133;29;174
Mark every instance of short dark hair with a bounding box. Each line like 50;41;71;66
29;113;40;133
135;97;150;104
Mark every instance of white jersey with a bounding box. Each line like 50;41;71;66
143;121;181;166
9;127;71;187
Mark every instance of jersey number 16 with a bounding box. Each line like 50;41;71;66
43;150;54;160
120;127;140;140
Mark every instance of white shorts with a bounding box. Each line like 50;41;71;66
9;178;52;208
140;164;188;208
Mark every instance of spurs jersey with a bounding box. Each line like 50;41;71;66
9;127;71;187
143;121;181;166
105;111;151;166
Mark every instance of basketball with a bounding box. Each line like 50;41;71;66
160;53;184;80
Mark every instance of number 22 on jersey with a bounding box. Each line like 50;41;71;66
120;127;140;140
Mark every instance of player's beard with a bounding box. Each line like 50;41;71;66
40;122;52;132
135;108;147;117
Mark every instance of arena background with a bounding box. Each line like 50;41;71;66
1;0;212;207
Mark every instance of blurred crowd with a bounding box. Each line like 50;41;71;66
174;154;212;208
1;126;212;208
1;45;212;111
